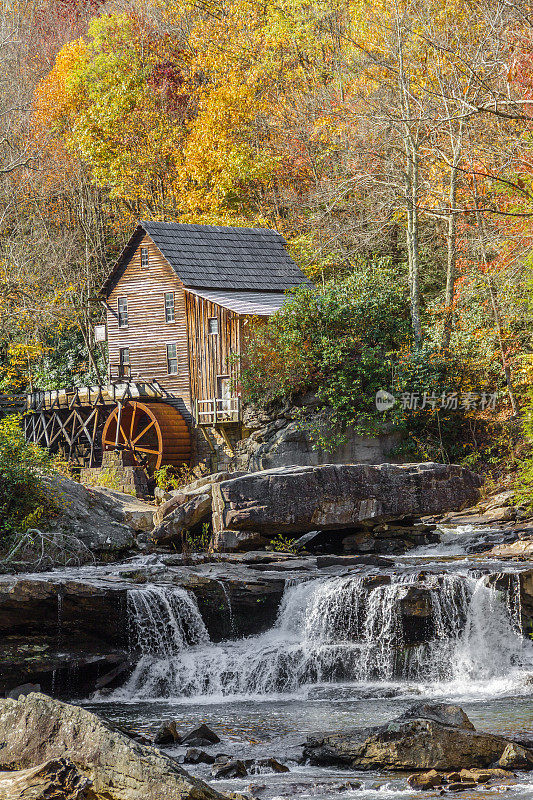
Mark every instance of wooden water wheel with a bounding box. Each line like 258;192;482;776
101;401;191;473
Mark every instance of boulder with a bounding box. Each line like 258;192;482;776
0;757;93;800
182;724;221;747
408;767;513;790
245;758;289;774
0;693;222;800
153;721;182;745
89;488;155;532
210;760;247;779
211;463;481;542
407;769;442;789
210;529;267;552
5;683;41;700
497;743;533;769
153;472;246;525
22;474;135;557
304;703;532;771
151;493;211;546
398;703;475;731
184;749;215;765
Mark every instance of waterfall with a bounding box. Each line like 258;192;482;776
127;585;209;656
110;573;533;701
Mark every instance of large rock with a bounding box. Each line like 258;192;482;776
0;693;222;800
151;493;211;546
0;758;93;799
89;488;155;532
153;471;246;525
211;463;481;539
39;474;135;555
304;704;532;771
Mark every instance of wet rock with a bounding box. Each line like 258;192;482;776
304;703;532;771
211;463;481;545
407;769;443;789
497;742;533;769
184;748;216;765
151;493;212;547
0;635;128;698
316;555;394;568
5;683;41;700
0;693;223;800
211;759;248;779
398;703;475;730
244;758;289;774
407;767;514;791
182;724;221;747
154;721;182;745
0;757;93;799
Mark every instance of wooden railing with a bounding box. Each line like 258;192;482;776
26;381;164;411
194;397;241;425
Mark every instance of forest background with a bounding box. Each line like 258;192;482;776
3;0;533;477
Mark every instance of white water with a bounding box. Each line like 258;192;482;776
107;572;533;703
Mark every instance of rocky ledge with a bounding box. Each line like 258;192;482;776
304;702;533;771
0;693;223;800
211;462;481;551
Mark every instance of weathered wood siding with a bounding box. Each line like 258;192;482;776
106;234;192;409
185;292;241;402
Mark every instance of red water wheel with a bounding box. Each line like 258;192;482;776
101;401;191;473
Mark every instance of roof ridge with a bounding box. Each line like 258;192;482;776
140;220;283;236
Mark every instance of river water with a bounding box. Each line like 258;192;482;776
74;526;533;797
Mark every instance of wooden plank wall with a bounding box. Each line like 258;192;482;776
185;292;241;402
106;234;192;410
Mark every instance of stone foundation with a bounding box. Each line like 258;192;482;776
79;451;149;497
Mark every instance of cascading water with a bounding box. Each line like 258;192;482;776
118;585;210;698
110;573;533;701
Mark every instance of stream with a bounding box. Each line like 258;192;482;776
21;524;533;799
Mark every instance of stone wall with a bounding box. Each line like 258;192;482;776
79;450;149;497
232;396;400;473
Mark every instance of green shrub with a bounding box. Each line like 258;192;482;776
0;415;55;538
241;268;411;448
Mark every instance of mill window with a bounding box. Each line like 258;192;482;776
167;343;178;375
165;292;175;322
119;347;130;378
117;297;128;328
141;247;149;269
208;317;219;335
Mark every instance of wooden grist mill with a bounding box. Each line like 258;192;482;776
24;221;310;474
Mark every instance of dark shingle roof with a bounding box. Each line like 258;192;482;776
100;221;311;296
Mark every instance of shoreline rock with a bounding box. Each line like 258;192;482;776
304;703;533;772
0;693;223;800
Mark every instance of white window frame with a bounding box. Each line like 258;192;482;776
166;343;178;375
117;297;128;328
208;317;219;335
164;292;175;323
141;247;149;269
119;347;130;378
